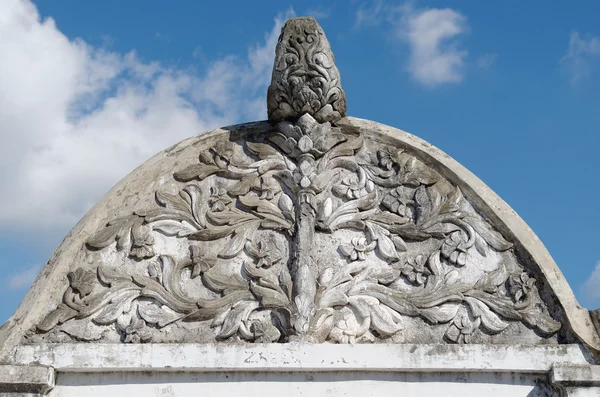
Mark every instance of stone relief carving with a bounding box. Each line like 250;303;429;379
32;16;561;345
267;17;346;124
34;113;561;344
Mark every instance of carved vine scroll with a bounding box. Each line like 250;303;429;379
35;113;561;344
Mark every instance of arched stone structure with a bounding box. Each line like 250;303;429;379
0;16;598;397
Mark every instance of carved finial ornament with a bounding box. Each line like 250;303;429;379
267;17;347;124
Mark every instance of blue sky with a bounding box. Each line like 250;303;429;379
0;0;599;322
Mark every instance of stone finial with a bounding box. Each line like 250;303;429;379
267;17;347;124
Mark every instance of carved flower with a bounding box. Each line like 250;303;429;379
208;186;232;212
210;141;236;169
377;148;404;170
508;272;536;305
190;246;216;278
245;239;282;269
120;316;152;344
445;311;478;344
270;114;346;159
382;186;415;218
67;268;96;298
329;312;357;344
335;173;375;199
441;231;468;267
398;255;431;285
339;237;376;261
257;176;281;200
250;317;281;343
130;224;155;259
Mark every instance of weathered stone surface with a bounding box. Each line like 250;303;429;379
551;364;600;396
0;365;54;395
5;344;590;397
4;116;572;347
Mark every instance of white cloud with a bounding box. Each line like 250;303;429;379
398;6;468;86
0;0;293;240
7;265;41;290
354;2;469;86
561;31;600;83
582;261;600;308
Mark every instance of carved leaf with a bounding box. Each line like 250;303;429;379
185;290;255;322
86;216;138;250
219;221;261;258
464;297;509;333
370;303;402;337
464;290;522;321
250;282;290;308
138;302;184;327
152;220;198;237
229;174;257;196
278;193;294;214
37;304;78;332
414;185;432;225
156;190;191;214
324;132;363;160
246;141;285;161
97;264;133;286
519;306;562;335
217;300;260;339
93;290;140;325
419;304;460;324
474;263;509;293
325;190;378;231
174;164;221;181
463;216;513;251
238;195;286;221
350;283;420;316
368;223;399;260
202;264;248;292
370;211;409;227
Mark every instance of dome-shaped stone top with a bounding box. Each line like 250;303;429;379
1;17;599;359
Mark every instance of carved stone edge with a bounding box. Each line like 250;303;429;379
0;364;54;395
7;343;592;373
551;364;600;396
337;117;600;353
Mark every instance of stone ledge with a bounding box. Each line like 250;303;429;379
0;365;54;395
551;364;600;385
8;343;592;374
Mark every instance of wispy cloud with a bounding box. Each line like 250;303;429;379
355;0;386;28
354;2;470;87
7;265;41;290
0;0;293;241
398;5;468;86
582;261;600;308
561;31;600;84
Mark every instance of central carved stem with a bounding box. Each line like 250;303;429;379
292;190;317;335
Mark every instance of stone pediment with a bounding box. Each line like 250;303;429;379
1;17;599;360
18;116;566;347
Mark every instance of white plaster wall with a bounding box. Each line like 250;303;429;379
49;371;556;397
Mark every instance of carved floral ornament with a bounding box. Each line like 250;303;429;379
35;113;561;344
33;17;561;345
